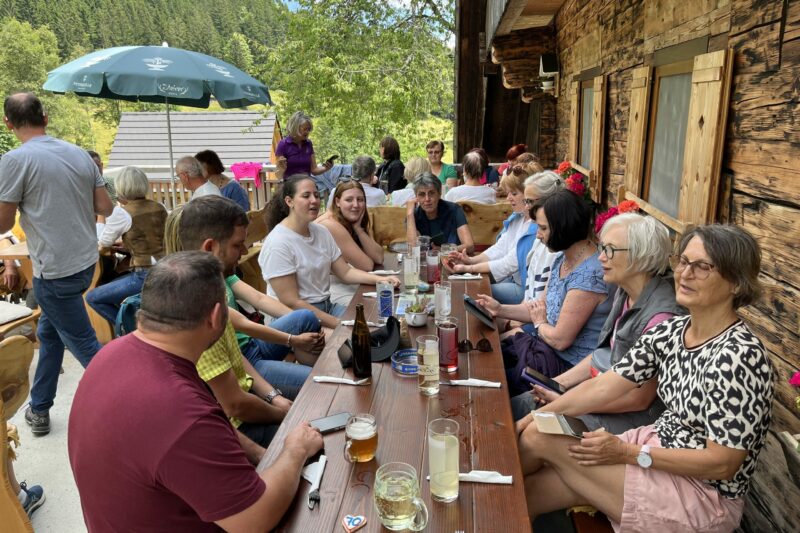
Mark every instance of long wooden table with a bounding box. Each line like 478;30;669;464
257;266;532;532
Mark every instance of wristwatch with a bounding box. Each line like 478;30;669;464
636;444;653;469
264;389;283;404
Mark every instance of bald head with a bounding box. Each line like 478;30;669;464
462;151;483;180
4;92;47;129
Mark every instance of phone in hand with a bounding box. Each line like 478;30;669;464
325;155;339;166
521;366;567;394
309;411;351;434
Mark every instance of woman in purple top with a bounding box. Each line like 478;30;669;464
275;111;332;179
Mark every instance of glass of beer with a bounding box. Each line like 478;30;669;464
374;462;428;531
417;335;439;396
428;418;460;503
343;414;378;463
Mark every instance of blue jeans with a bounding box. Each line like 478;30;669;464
241;309;321;367
85;269;148;324
311;298;347;317
31;265;102;413
251;360;309;401
491;281;525;305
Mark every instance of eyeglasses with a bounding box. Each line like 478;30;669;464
670;255;716;279
523;198;540;206
458;335;492;353
597;243;629;260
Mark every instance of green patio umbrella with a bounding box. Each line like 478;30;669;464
43;43;272;205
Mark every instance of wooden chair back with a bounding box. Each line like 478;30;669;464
246;207;269;248
84;259;113;344
457;201;513;246
0;336;34;533
368;206;407;246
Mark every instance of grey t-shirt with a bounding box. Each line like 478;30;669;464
0;135;104;278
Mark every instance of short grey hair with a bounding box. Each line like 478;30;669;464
352;155;376;181
404;156;431;183
285;111;312;138
601;213;671;276
176;156;204;178
525;170;563;197
412;172;442;194
115;166;150;200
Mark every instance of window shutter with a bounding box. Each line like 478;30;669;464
623;67;652;198
589;75;606;203
677;49;733;225
568;80;580;161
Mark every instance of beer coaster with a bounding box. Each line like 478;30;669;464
341;514;367;532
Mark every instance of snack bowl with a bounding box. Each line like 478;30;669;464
391;349;418;377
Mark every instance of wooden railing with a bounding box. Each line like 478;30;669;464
105;164;281;210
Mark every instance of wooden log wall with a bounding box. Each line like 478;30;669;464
548;0;799;531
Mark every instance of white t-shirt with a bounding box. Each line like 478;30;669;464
97;206;133;246
191;180;221;199
327;183;386;208
524;240;560;301
390;187;415;207
444;185;496;204
259;223;342;303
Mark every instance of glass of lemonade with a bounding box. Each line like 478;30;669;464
343;414;378;463
428;418;460;503
434;281;451;324
374;462;429;531
416;335;439;396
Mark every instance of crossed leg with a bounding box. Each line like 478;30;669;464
520;424;626;522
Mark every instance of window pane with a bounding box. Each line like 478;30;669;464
648;72;691;218
579;86;594;169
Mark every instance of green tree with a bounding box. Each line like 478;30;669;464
222;32;254;73
262;0;454;162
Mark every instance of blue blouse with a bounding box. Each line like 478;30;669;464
544;253;611;366
221;180;251;211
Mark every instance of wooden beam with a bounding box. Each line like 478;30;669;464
501;59;541;88
491;28;555;63
495;0;530;37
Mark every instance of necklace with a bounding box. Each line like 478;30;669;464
561;240;593;275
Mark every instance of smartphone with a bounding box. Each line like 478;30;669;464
522;366;567;394
463;295;497;330
309;411;351;434
325;154;339;165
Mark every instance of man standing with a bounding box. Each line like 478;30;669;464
69;252;323;531
0;92;113;436
176;155;220;199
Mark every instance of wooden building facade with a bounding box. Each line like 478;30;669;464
456;0;800;530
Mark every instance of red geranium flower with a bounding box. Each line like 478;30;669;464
790;371;800;387
617;200;640;213
557;160;572;174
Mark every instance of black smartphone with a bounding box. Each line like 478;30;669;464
309;411;351;434
325;154;339;165
522;366;567;394
463;295;497;330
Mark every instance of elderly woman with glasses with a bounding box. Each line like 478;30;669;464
274;111;333;180
405;172;474;253
510;213;685;432
516;225;773;533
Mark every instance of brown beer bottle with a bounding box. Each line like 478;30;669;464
352;304;372;380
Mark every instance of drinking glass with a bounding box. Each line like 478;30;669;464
343;414;378;463
440;243;458;280
376;281;394;324
416;335;439;396
434;281;451;325
374;462;429;531
428;418;460;503
417;235;431;253
403;253;419;295
437;317;458;372
426;250;440;284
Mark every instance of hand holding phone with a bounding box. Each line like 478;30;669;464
325;155;339;166
309;411;351;434
521;367;567;394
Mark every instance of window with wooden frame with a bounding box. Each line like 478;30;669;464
623;49;733;234
569;73;606;203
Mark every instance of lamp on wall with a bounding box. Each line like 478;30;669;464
540;53;559;95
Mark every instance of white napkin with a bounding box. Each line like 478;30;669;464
361;292;377;298
446;378;501;388
448;273;483;280
426;470;512;484
313;376;370;386
340;319;380;327
302;455;328;485
369;269;400;275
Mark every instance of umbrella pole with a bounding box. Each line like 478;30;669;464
166;98;177;208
